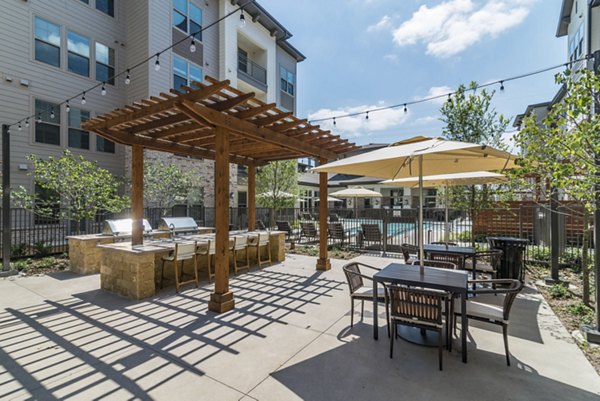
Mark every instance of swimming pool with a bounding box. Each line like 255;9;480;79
340;219;430;237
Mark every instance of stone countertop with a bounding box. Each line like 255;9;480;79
66;227;215;241
97;231;286;255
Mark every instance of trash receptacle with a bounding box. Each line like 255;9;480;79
488;237;529;281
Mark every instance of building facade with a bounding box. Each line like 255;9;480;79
0;0;304;208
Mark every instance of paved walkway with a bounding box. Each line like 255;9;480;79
0;254;598;400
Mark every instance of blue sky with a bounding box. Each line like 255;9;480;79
259;0;567;146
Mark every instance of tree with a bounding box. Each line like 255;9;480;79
439;82;510;244
514;68;600;305
143;159;204;211
256;160;299;209
12;150;129;233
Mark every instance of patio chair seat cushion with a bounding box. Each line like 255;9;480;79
455;299;506;323
351;286;386;301
475;263;495;272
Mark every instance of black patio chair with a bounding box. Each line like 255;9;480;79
300;222;319;242
328;222;346;246
400;243;419;264
453;279;523;366
360;224;383;250
276;221;294;240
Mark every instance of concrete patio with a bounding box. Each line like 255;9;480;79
0;254;598;401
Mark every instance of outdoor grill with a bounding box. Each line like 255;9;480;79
102;219;153;238
158;217;200;236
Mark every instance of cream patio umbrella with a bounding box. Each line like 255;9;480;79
313;137;519;273
381;171;509;244
329;187;383;218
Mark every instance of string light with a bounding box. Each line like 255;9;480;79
66;101;71;113
125;69;131;85
239;9;246;28
154;54;161;72
500;81;505;91
333;117;336;127
25;118;29;128
50;108;55;119
101;82;107;96
17;123;22;131
37;114;42;123
81;92;86;105
190;35;197;53
365;111;369;120
447;94;451;104
403;104;407;113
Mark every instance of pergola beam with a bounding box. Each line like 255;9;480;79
234;103;277;119
177;100;336;160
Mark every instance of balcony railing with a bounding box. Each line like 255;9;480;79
238;53;267;92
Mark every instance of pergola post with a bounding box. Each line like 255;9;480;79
248;165;256;231
316;158;331;271
209;126;235;313
131;145;144;246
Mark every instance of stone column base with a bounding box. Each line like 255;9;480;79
208;291;235;313
316;258;331;271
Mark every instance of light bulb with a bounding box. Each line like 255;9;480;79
333;117;336;127
365;112;369;120
81;92;86;105
37;114;42;123
66;101;70;113
154;55;161;72
125;70;131;85
403;104;407;113
50;109;55;119
190;37;196;53
25;118;29;127
18;123;22;131
239;11;246;28
500;81;505;91
101;83;106;96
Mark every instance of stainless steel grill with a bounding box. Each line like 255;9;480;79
102;219;153;237
158;217;199;235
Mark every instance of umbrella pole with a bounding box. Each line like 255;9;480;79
419;155;424;274
445;185;449;244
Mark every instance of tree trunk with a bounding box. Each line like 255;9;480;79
582;211;590;306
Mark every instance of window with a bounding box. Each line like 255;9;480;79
173;0;202;39
97;136;115;153
68;108;90;149
569;24;585;63
238;48;248;73
35;99;61;145
173;55;203;91
34;17;61;67
96;0;114;17
67;31;90;77
80;0;89;3
34;185;60;225
96;42;115;84
280;66;295;96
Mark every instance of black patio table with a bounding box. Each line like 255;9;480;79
424;244;478;286
373;263;469;363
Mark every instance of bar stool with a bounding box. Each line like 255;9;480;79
196;240;216;282
249;232;271;267
232;235;250;275
160;241;198;293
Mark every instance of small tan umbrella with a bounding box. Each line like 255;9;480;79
381;171;509;243
330;187;383;217
314;136;519;272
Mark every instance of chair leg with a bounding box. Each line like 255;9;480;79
267;243;272;265
385;295;390;339
160;259;166;289
174;261;180;293
503;324;511;366
361;299;364;322
233;250;238;275
193;256;199;288
438;327;443;371
390;323;395;358
207;254;212;283
350;299;354;327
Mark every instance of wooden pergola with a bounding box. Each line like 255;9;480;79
83;76;357;313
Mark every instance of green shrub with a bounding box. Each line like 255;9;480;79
566;303;594;325
11;243;28;258
530;247;551;262
33;241;52;257
37;257;57;269
547;283;570;299
11;259;31;271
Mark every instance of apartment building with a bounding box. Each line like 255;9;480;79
0;0;304;208
515;0;600;127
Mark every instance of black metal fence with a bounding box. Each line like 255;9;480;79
0;203;595;266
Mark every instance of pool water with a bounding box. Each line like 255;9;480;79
340;219;429;237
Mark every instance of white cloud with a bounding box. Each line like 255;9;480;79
308;103;410;138
415;86;454;105
367;15;392;33
391;0;535;58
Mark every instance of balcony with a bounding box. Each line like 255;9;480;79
238;51;267;93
